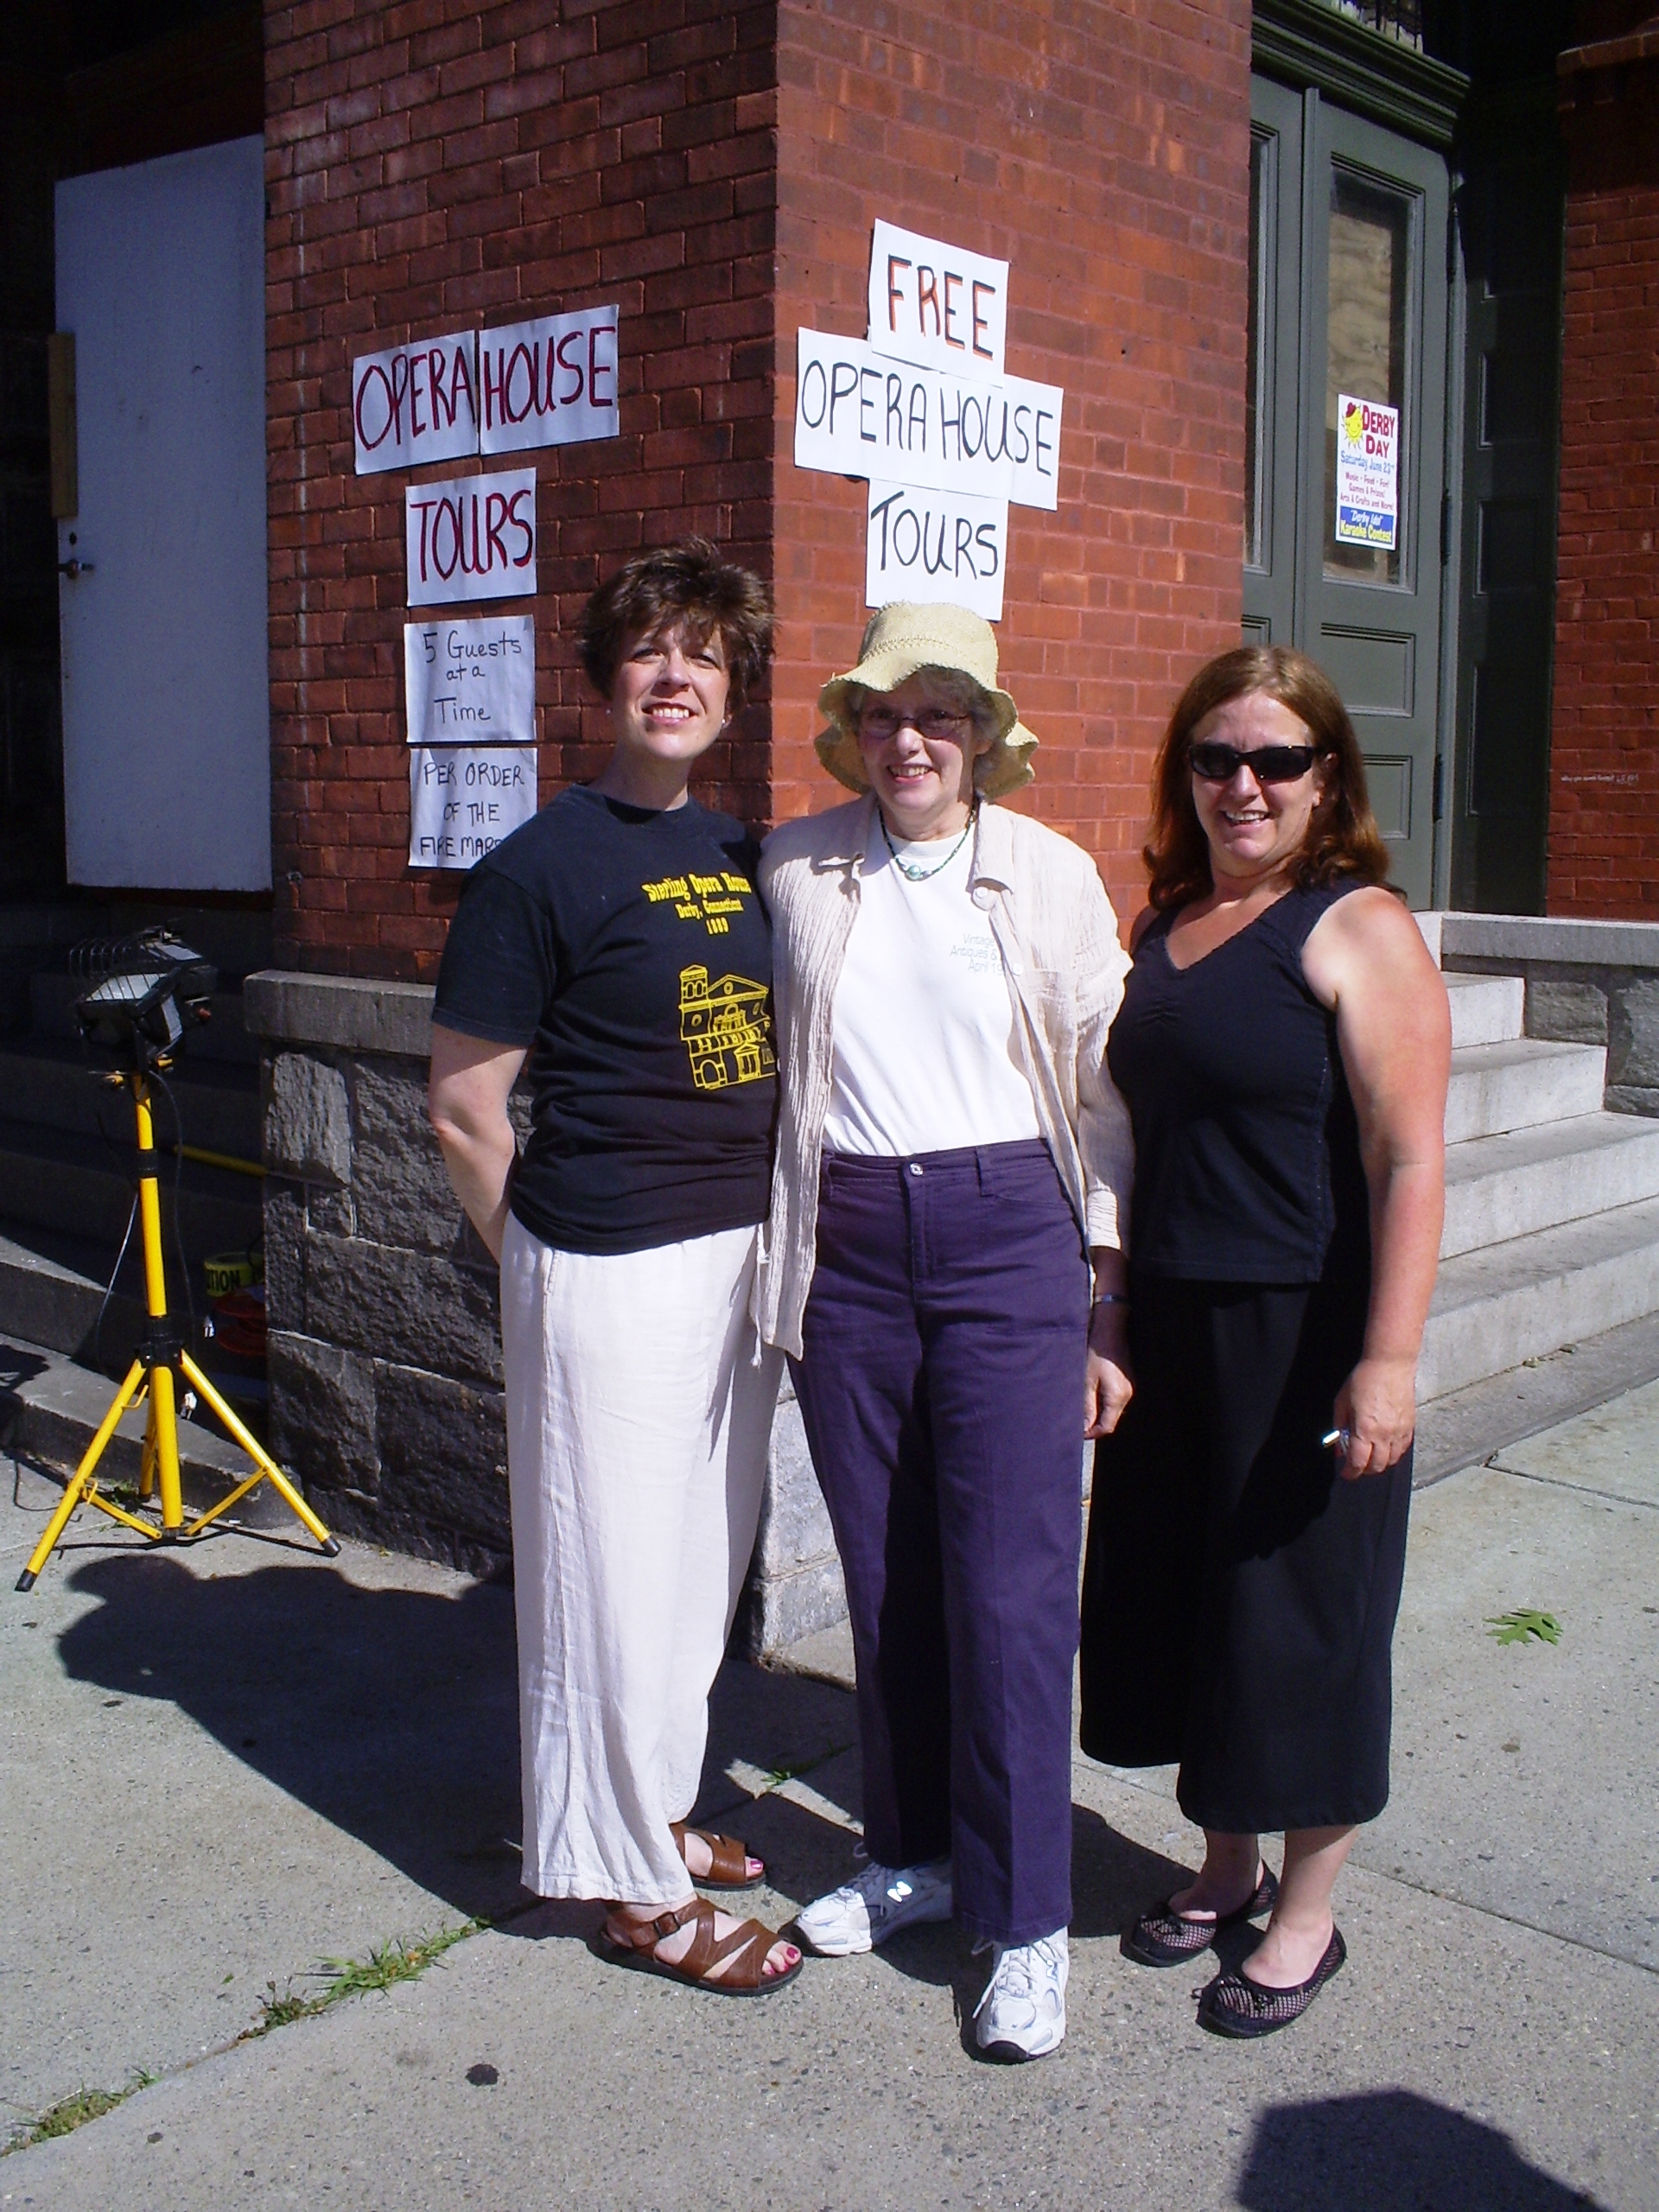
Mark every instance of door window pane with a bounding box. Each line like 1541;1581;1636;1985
1324;167;1413;584
1244;130;1270;570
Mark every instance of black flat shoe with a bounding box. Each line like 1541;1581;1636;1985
1196;1925;1346;2038
1120;1865;1280;1967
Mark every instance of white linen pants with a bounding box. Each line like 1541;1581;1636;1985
499;1213;781;1904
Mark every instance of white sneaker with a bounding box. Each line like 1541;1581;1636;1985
795;1853;954;1956
973;1929;1069;2061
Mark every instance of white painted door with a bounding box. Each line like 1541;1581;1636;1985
55;136;270;891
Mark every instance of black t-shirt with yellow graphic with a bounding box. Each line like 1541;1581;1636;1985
433;786;777;1256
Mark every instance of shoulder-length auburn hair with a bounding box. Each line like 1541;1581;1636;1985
1144;645;1392;912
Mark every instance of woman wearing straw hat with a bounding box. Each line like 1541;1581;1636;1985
756;602;1135;2061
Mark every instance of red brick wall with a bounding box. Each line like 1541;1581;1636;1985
770;0;1252;929
264;0;777;979
1548;30;1659;917
264;0;1250;977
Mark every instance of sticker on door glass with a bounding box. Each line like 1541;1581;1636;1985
1334;395;1399;550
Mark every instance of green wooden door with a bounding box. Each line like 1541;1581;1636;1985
1245;79;1451;910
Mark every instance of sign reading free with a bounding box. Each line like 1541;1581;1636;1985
867;220;1007;380
353;306;620;475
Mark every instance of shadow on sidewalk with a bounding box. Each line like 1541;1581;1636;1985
1237;2090;1606;2209
50;1552;867;1935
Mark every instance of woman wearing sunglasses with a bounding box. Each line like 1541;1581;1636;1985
1079;644;1448;2038
757;602;1135;2061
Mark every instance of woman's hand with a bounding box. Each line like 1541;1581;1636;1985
1084;1302;1135;1439
1331;1357;1416;1479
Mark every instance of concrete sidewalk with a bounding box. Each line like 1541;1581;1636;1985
1;1377;1655;2209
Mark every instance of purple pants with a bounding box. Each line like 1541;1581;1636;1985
791;1139;1091;1945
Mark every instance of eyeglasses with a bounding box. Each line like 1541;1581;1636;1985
858;705;974;744
1189;741;1319;785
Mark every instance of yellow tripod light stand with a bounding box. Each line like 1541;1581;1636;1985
16;1071;339;1592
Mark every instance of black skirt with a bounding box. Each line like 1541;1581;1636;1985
1078;1272;1411;1834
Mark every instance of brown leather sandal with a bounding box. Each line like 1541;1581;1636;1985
671;1820;763;1891
599;1897;803;1998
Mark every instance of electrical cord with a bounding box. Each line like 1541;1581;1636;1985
92;1189;139;1380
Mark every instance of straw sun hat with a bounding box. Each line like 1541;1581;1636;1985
814;603;1039;801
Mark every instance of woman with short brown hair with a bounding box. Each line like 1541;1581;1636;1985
1080;643;1449;2038
429;538;800;1997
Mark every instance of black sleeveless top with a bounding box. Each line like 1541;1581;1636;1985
1108;881;1370;1285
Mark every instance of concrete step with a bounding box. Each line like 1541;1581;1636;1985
0;1037;260;1159
28;971;257;1067
1421;1193;1659;1402
1440;1110;1659;1258
0;1118;262;1262
1445;969;1524;1049
1444;1036;1608;1145
0;1224;136;1359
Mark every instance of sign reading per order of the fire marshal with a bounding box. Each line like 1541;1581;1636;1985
1334;393;1400;550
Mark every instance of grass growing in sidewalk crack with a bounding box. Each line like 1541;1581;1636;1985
6;2072;156;2155
244;1919;487;2039
762;1745;851;1791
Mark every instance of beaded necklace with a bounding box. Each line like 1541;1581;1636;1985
877;802;977;884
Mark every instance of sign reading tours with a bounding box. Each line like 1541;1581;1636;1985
353;306;620;474
478;305;620;456
404;467;537;607
867;220;1007;381
1334;393;1400;550
867;480;1009;621
794;224;1065;619
404;615;535;745
409;746;537;869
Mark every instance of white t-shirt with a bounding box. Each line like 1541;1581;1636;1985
822;814;1041;1157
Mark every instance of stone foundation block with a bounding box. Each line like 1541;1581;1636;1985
1609;975;1659;1090
264;1052;352;1185
740;1382;846;1658
264;1180;306;1332
1524;973;1610;1046
373;1360;512;1555
353;1058;462;1253
268;1328;378;1495
304;1230;503;1384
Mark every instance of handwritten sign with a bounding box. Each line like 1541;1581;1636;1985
1335;393;1399;549
793;341;1060;509
868;221;1007;380
479;304;620;456
1001;373;1063;512
794;223;1066;620
353;331;479;475
404;616;534;744
405;467;537;607
866;480;1006;621
795;330;1014;502
409;746;537;868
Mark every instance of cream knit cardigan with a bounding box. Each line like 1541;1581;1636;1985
754;791;1135;1358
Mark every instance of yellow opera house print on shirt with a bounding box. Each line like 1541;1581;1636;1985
679;965;776;1091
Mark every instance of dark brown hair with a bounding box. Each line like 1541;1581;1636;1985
1144;645;1392;911
579;537;773;711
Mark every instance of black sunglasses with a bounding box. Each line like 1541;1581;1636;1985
1189;741;1319;785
